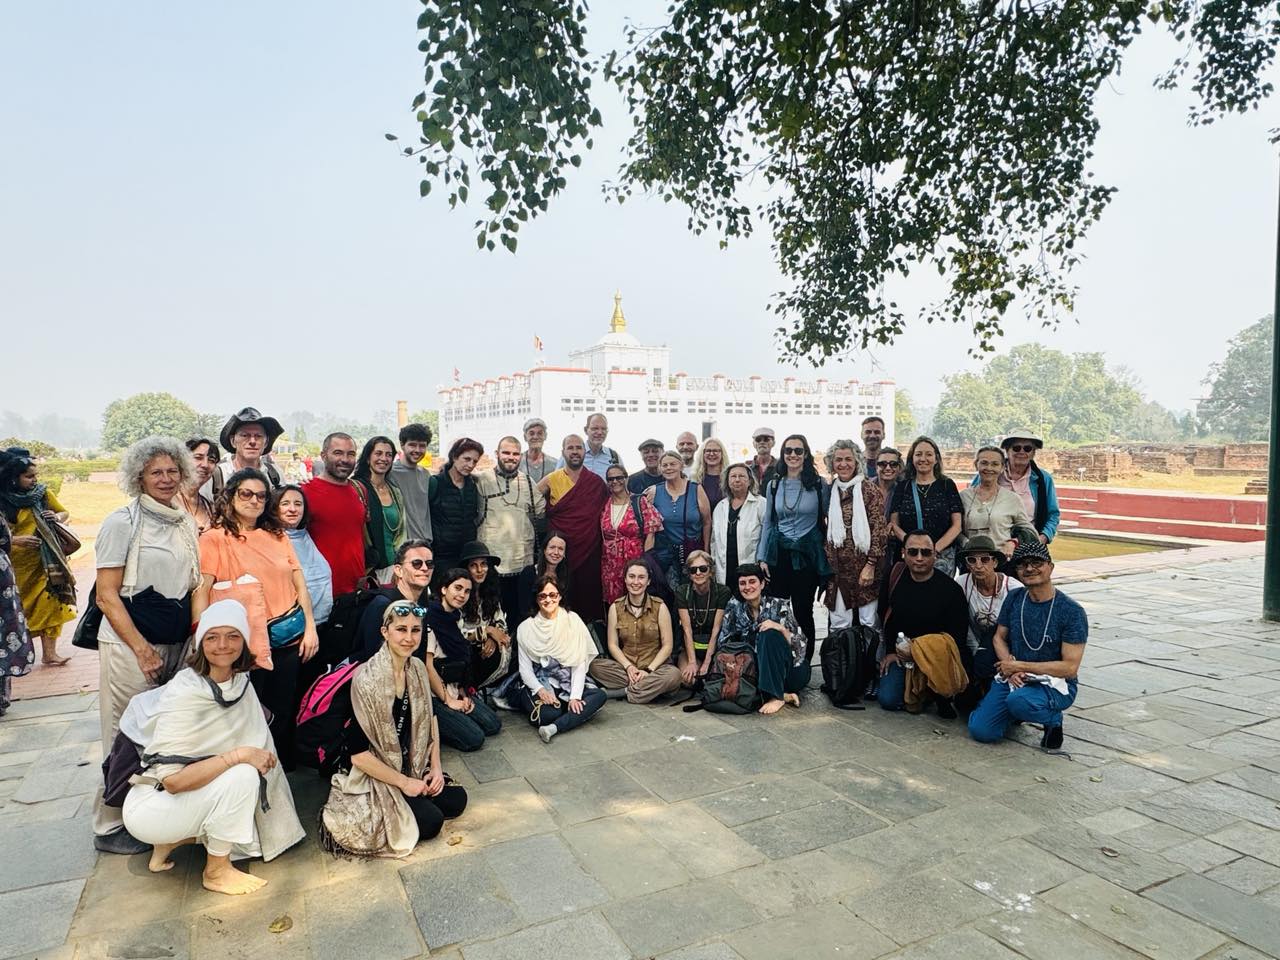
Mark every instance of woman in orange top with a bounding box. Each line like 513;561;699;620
194;468;318;768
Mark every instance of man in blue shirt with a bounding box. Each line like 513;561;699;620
968;540;1087;749
558;412;622;479
627;439;665;494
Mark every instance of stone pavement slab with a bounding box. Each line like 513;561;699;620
0;879;83;958
1144;873;1280;958
725;903;897;960
602;879;760;956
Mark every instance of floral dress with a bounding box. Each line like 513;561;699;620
600;497;663;605
0;516;35;714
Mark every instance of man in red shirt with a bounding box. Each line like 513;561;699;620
303;433;366;595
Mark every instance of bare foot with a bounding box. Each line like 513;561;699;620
40;653;71;667
783;692;801;709
758;698;785;715
202;862;268;896
148;838;195;872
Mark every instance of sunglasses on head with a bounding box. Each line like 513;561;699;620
235;488;268;502
876;460;900;469
782;446;805;456
688;564;710;574
404;558;435;570
1008;443;1036;453
905;547;934;557
389;602;425;617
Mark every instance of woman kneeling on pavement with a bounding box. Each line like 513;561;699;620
502;574;607;742
422;568;503;751
121;600;305;894
719;563;808;715
590;559;682;703
320;601;467;858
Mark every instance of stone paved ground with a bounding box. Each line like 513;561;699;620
5;554;1280;960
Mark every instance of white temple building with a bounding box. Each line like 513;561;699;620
437;294;895;463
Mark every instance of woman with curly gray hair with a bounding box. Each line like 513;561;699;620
822;439;887;658
92;436;203;857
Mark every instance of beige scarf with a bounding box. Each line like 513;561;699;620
516;609;595;668
319;645;435;859
123;494;201;591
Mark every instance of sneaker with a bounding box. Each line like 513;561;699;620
94;829;152;856
1041;724;1064;750
489;693;511;711
538;724;556;744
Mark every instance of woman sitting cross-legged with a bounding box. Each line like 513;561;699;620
589;560;682;703
319;602;468;858
422;569;503;752
120;600;305;894
673;550;731;683
500;574;607;742
719;563;808;715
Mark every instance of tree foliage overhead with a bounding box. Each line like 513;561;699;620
405;1;1279;361
101;393;200;450
931;343;1189;446
1199;313;1273;441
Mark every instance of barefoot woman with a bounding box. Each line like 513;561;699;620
718;563;806;715
119;599;305;894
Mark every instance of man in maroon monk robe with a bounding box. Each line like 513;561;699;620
538;434;608;622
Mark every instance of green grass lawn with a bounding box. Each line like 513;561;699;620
1050;532;1168;562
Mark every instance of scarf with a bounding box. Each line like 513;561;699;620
515;608;595;669
424;600;471;662
123;495;201;592
827;475;871;554
320;645;434;859
903;632;970;711
0;481;45;521
8;485;77;602
124;664;305;862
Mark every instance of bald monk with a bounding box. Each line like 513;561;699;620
538;435;609;622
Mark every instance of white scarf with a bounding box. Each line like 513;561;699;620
827;474;871;554
123;494;201;591
516;609;595;668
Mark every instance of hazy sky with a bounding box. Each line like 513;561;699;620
3;3;1276;426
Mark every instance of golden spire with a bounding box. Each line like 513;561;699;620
610;290;626;333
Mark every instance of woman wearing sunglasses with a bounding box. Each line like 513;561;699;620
997;430;1060;544
501;574;606;742
319;600;467;859
195;468;319;769
955;535;1019;695
757;434;830;660
674;550;731;682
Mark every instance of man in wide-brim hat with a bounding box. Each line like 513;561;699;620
210;407;285;493
997;428;1059;545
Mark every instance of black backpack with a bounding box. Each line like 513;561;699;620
317;587;384;667
820;626;878;710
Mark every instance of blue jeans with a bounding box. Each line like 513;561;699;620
876;662;908;711
968;680;1077;742
510;685;607;735
435;696;502;752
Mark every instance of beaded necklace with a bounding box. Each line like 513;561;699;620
1018;589;1056;653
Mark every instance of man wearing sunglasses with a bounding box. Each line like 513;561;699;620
877;530;971;718
996;430;1060;545
969;540;1086;750
353;540;434;663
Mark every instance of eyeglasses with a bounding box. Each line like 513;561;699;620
755;436;773;443
389;602;426;617
688;564;710;574
606;476;627;484
782;447;805;456
235;489;268;502
405;558;435;570
1008;444;1036;453
965;555;996;566
1016;558;1048;569
876;460;900;469
905;547;934;557
536;591;561;601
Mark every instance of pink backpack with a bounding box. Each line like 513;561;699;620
295;659;361;773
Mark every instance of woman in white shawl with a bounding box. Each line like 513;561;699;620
120;599;305;895
821;440;887;641
318;602;467;859
503;573;606;742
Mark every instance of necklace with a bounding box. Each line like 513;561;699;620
965;573;1002;622
689;582;714;629
626;597;647;619
782;476;803;512
1018;590;1056;653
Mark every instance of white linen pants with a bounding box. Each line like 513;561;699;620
93;640;188;837
122;763;259;858
828;593;878;631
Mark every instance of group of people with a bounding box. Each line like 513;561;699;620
0;403;1084;897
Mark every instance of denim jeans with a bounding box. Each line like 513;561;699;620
435;695;502;751
510;685;607;735
968;679;1077;742
876;661;909;711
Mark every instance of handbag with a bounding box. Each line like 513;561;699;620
267;602;306;649
71;585;192;651
50;519;81;557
